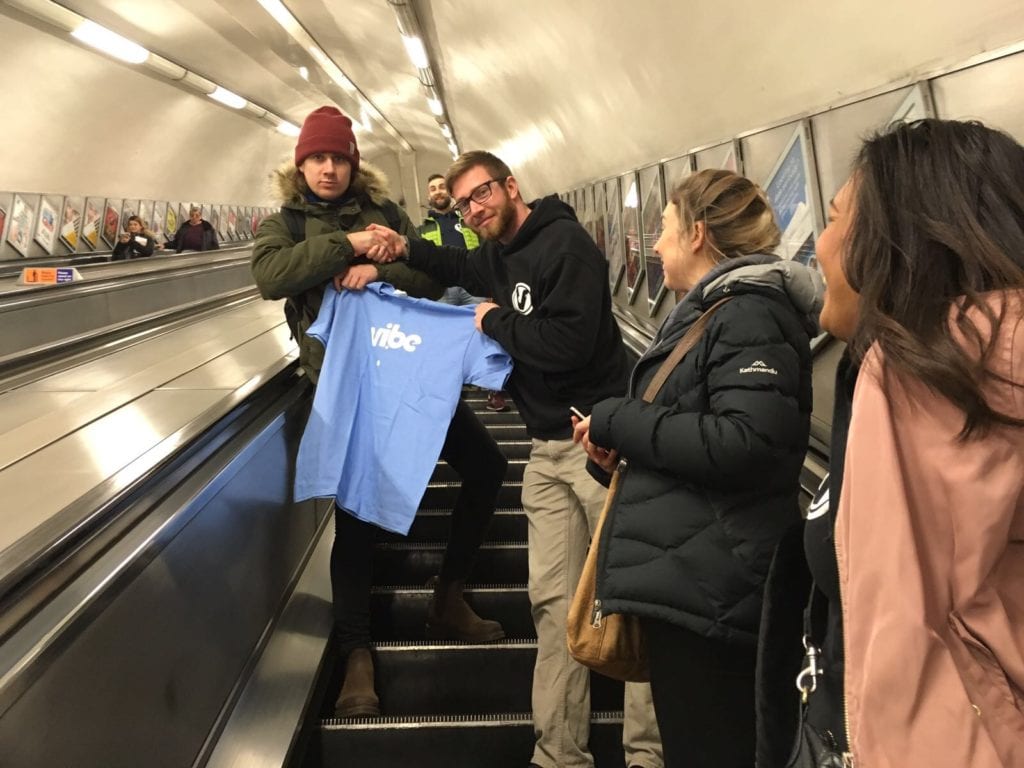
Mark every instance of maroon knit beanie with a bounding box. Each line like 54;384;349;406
294;106;360;173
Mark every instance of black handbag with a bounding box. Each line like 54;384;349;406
785;586;853;768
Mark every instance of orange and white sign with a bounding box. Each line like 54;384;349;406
17;267;83;285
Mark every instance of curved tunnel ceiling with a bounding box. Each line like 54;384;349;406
43;0;1024;194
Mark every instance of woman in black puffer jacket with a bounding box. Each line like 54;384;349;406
573;169;823;768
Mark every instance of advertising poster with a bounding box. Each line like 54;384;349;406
605;177;625;293
662;154;694;192
60;196;83;251
0;206;6;245
764;124;822;269
166;204;179;239
238;207;252;239
151;201;167;241
178;203;189;230
639;164;667;311
34;197;59;254
82;198;102;250
120;200;137;230
592;183;606;259
227;207;238;240
7;194;36;257
621;172;643;303
250;209;260;236
138;200;153;232
102;200;122;248
210;206;221;239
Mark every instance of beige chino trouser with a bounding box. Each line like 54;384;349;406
522;437;662;768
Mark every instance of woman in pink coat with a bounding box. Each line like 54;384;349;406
803;118;1024;767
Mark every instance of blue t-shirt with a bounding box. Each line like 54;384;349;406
295;282;512;534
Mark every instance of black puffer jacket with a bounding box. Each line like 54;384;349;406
590;254;823;646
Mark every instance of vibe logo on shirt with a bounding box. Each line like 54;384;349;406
370;323;422;352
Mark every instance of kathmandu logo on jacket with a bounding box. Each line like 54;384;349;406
512;282;534;315
370;323;422;352
739;359;778;375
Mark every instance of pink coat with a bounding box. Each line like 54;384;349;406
836;293;1024;767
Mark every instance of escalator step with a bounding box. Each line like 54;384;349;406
373;542;529;585
380;508;527;543
431;458;527;483
316;712;626;768
370;586;535;640
368;641;624;715
422;481;522;508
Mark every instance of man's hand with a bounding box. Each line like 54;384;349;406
364;224;407;262
333;263;379;292
347;230;395;259
474;301;499;332
571;414;618;473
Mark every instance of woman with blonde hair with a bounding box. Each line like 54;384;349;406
573;169;823;767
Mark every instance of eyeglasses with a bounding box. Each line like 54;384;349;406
453;177;507;216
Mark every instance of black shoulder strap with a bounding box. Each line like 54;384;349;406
281;207;306;244
381;199;403;232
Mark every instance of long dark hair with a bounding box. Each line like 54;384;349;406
845;119;1024;438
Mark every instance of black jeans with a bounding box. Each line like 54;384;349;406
332;399;508;653
641;617;758;768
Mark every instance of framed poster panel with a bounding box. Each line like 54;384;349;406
763;122;824;269
210;206;222;240
591;182;607;258
604;177;625;293
60;196;83;252
138;200;153;233
620;171;644;304
695;140;743;173
120;200;137;230
151;201;167;242
165;203;179;242
638;164;668;313
81;197;103;251
662;153;694;192
0;203;6;248
7;194;36;257
35;196;60;255
250;208;261;236
101;199;122;248
178;203;189;231
227;206;239;240
891;81;934;124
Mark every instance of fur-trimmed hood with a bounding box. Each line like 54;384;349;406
270;158;392;207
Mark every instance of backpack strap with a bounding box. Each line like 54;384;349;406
380;199;403;232
281;206;306;244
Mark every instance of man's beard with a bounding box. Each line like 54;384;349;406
476;198;516;242
431;193;452;211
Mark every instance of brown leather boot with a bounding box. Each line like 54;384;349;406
334;647;380;718
425;575;506;642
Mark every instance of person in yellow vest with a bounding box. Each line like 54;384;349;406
419;173;509;411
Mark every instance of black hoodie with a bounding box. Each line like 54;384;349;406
407;195;629;439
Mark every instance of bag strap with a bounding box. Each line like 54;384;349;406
281;207;306;244
641;296;732;403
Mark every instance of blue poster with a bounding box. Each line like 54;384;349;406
765;126;818;269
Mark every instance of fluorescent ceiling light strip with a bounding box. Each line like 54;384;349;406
71;20;149;64
427;97;443;116
401;35;429;69
209;86;246;109
277;121;301;137
256;0;409;148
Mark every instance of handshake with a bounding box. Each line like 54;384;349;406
347;224;407;263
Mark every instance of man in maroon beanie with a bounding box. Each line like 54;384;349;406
251;107;509;719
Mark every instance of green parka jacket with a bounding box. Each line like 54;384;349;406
252;160;442;381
